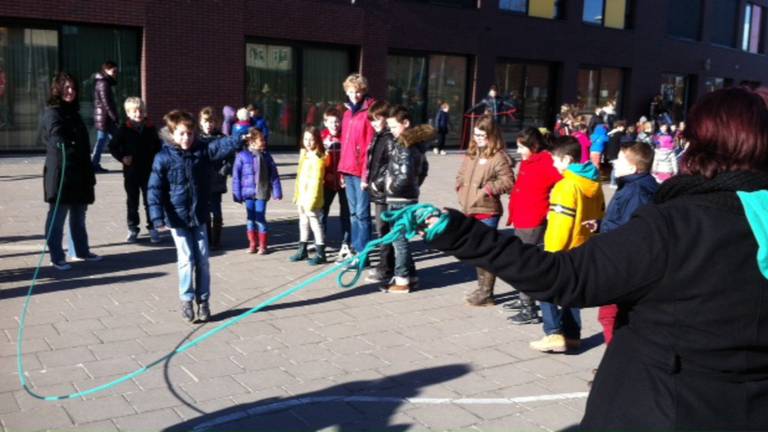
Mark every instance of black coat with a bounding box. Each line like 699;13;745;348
109;121;162;182
365;130;394;204
200;129;232;195
41;105;96;205
429;171;768;430
93;72;118;131
385;125;433;204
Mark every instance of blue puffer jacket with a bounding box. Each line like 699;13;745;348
232;149;282;202
148;135;240;228
600;173;658;233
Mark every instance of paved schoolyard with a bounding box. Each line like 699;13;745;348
0;150;609;431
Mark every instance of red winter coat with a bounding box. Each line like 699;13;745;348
339;97;375;178
507;151;562;229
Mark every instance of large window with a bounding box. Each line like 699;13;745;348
577;67;623;115
742;3;765;53
710;0;739;47
583;0;630;29
704;77;732;93
660;74;689;123
667;0;702;40
245;42;351;147
495;61;555;130
0;24;140;151
386;53;468;147
499;0;562;19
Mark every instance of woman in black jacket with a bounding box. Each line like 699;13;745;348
427;86;768;430
42;72;100;270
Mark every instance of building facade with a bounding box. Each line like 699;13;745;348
1;0;767;151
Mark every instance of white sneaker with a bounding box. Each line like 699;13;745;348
50;261;72;271
70;253;102;262
336;243;352;262
440;150;447;156
433;148;439;155
149;228;161;243
126;231;139;243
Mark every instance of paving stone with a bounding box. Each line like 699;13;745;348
181;376;250;402
182;357;245;380
232;368;301;392
82;357;143;379
0;391;20;414
113;408;183;431
55;419;119;432
406;404;481;429
1;405;73;431
88;340;146;360
37;346;95;369
93;326;148;343
64;396;135;424
27;365;91;387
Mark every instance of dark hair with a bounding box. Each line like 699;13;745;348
244;128;265;146
614;119;628;129
551;135;582;161
387;105;412;124
516;127;547;153
681;86;768;178
323;107;342;119
163;110;195;133
302;126;326;157
47;71;79;109
101;60;118;71
199;106;216;122
622;142;654;173
367;100;391;121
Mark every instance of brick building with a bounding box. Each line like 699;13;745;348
1;0;767;151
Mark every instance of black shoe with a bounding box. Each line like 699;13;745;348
508;308;541;325
197;301;210;322
181;301;195;322
308;244;327;266
289;242;309;262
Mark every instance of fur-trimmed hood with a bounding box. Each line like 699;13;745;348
397;124;437;148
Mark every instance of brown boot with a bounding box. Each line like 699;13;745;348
211;218;223;249
247;230;258;254
466;267;495;306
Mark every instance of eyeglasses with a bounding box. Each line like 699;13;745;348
473;133;487;139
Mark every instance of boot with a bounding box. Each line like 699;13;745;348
466;267;495;306
257;232;268;255
211;218;223;249
308;243;326;266
247;230;258;254
289;242;308;262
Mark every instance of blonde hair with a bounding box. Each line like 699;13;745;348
199;106;215;121
124;97;144;112
467;115;505;158
236;107;250;122
343;73;368;93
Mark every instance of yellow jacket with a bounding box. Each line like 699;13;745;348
293;149;325;211
544;163;605;252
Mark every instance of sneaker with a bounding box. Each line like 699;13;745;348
50;261;72;271
440;150;447;156
181;301;195;322
126;230;139;243
365;269;388;283
197;301;211;322
529;334;567;353
433;147;439;155
149;228;161;244
336;243;352;262
387;276;410;294
508;308;541;325
69;253;102;262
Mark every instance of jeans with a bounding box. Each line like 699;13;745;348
343;175;371;253
170;225;210;302
125;176;152;232
45;204;91;263
92;126;115;167
374;202;394;278
436;131;447;151
210;193;223;223
244;199;268;233
321;187;351;245
388;203;414;280
540;302;581;340
478;216;500;229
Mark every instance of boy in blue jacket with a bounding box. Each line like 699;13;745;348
597;142;657;343
148;110;241;323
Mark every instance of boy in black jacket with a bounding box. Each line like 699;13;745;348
382;105;434;293
109;97;162;243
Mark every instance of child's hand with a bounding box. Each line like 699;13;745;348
122;156;133;166
339;176;346;188
582;220;600;233
361;181;368;191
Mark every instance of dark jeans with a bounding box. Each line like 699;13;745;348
45;203;90;263
92;124;116;167
125;175;152;232
388;202;413;279
515;225;546;306
321;187;351;246
541;302;581;340
436;131;447;151
374;202;394;278
210;192;223;223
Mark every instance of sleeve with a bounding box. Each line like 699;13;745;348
418;153;429;187
147;155;167;227
358;122;374;181
428;207;667;308
106;87;118;123
485;154;515;196
206;135;240;161
108;128;125;161
232;154;242;203
544;182;576;253
270;154;283;200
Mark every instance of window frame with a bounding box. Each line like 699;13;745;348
742;2;766;54
581;0;632;29
498;0;564;20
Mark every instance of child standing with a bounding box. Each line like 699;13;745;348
456;115;515;306
148;110;242;323
529;136;604;353
232;129;283;254
199;106;230;249
363;101;395;284
109;97;162;243
382;105;433;293
571;121;591;163
434;102;451;155
597;142;658;345
652;123;678;182
290;126;327;265
247;104;270;142
320;107;352;261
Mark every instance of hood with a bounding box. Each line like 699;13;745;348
620;172;658;192
397;124;436;148
737;190;768;280
564;162;601;198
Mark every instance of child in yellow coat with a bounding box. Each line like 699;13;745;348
290;126;327;265
530;135;605;353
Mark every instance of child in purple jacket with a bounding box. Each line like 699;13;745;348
232;129;282;254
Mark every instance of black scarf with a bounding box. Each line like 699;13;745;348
655;171;768;212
